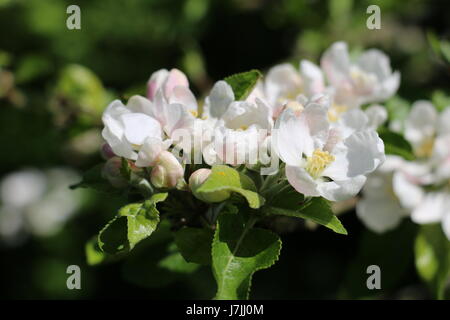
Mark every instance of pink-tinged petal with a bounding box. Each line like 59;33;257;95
164;68;189;98
147;69;169;100
317;175;366;201
411;192;448;224
285;165;320;197
169;86;198;114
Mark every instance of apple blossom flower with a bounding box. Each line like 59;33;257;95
404;101;450;159
320;42;400;108
203;80;273;166
102;96;162;160
274;101;385;201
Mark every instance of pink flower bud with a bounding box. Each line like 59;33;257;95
102;157;127;188
189;168;230;203
146;68;189;101
164;69;189;98
100;143;115;160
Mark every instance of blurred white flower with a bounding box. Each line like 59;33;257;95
0;168;86;245
320;42;400;108
356;156;409;233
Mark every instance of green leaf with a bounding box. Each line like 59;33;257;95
263;194;347;235
158;242;200;274
197;165;265;209
98;192;168;254
415;224;450;299
70;163;119;194
378;128;415;161
122;240;199;289
440;40;450;64
385;96;410;132
212;213;281;300
85;236;122;266
175;227;214;265
224;70;262;101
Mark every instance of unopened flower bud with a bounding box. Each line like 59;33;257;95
102;157;127;188
100;143;115;160
189;168;230;203
150;151;184;189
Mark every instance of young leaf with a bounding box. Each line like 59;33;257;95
378;128;415;161
85;236;123;266
70;163;119;194
212;214;281;300
415;224;450;299
196;165;265;209
263;194;347;235
224;69;262;101
98;192;168;254
175;227;214;265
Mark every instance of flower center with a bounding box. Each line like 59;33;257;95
305;149;335;179
328;104;348;122
190;110;198;117
350;66;377;95
415;136;435;158
285;101;304;116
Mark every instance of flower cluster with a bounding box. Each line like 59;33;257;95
101;41;395;202
357;102;450;240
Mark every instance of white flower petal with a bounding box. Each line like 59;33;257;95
300;60;325;96
365;104;388;129
273;109;309;166
392;171;424;210
120;113;162;146
285;165;320;197
404;100;437;146
317;175;366;201
356;196;404;233
207;81;235;119
411;192;448;224
343;130;385;177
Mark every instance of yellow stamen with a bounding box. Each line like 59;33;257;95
190;110;198;117
305;149;335;179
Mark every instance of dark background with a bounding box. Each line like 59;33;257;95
0;0;449;299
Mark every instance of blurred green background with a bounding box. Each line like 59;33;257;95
0;0;449;299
